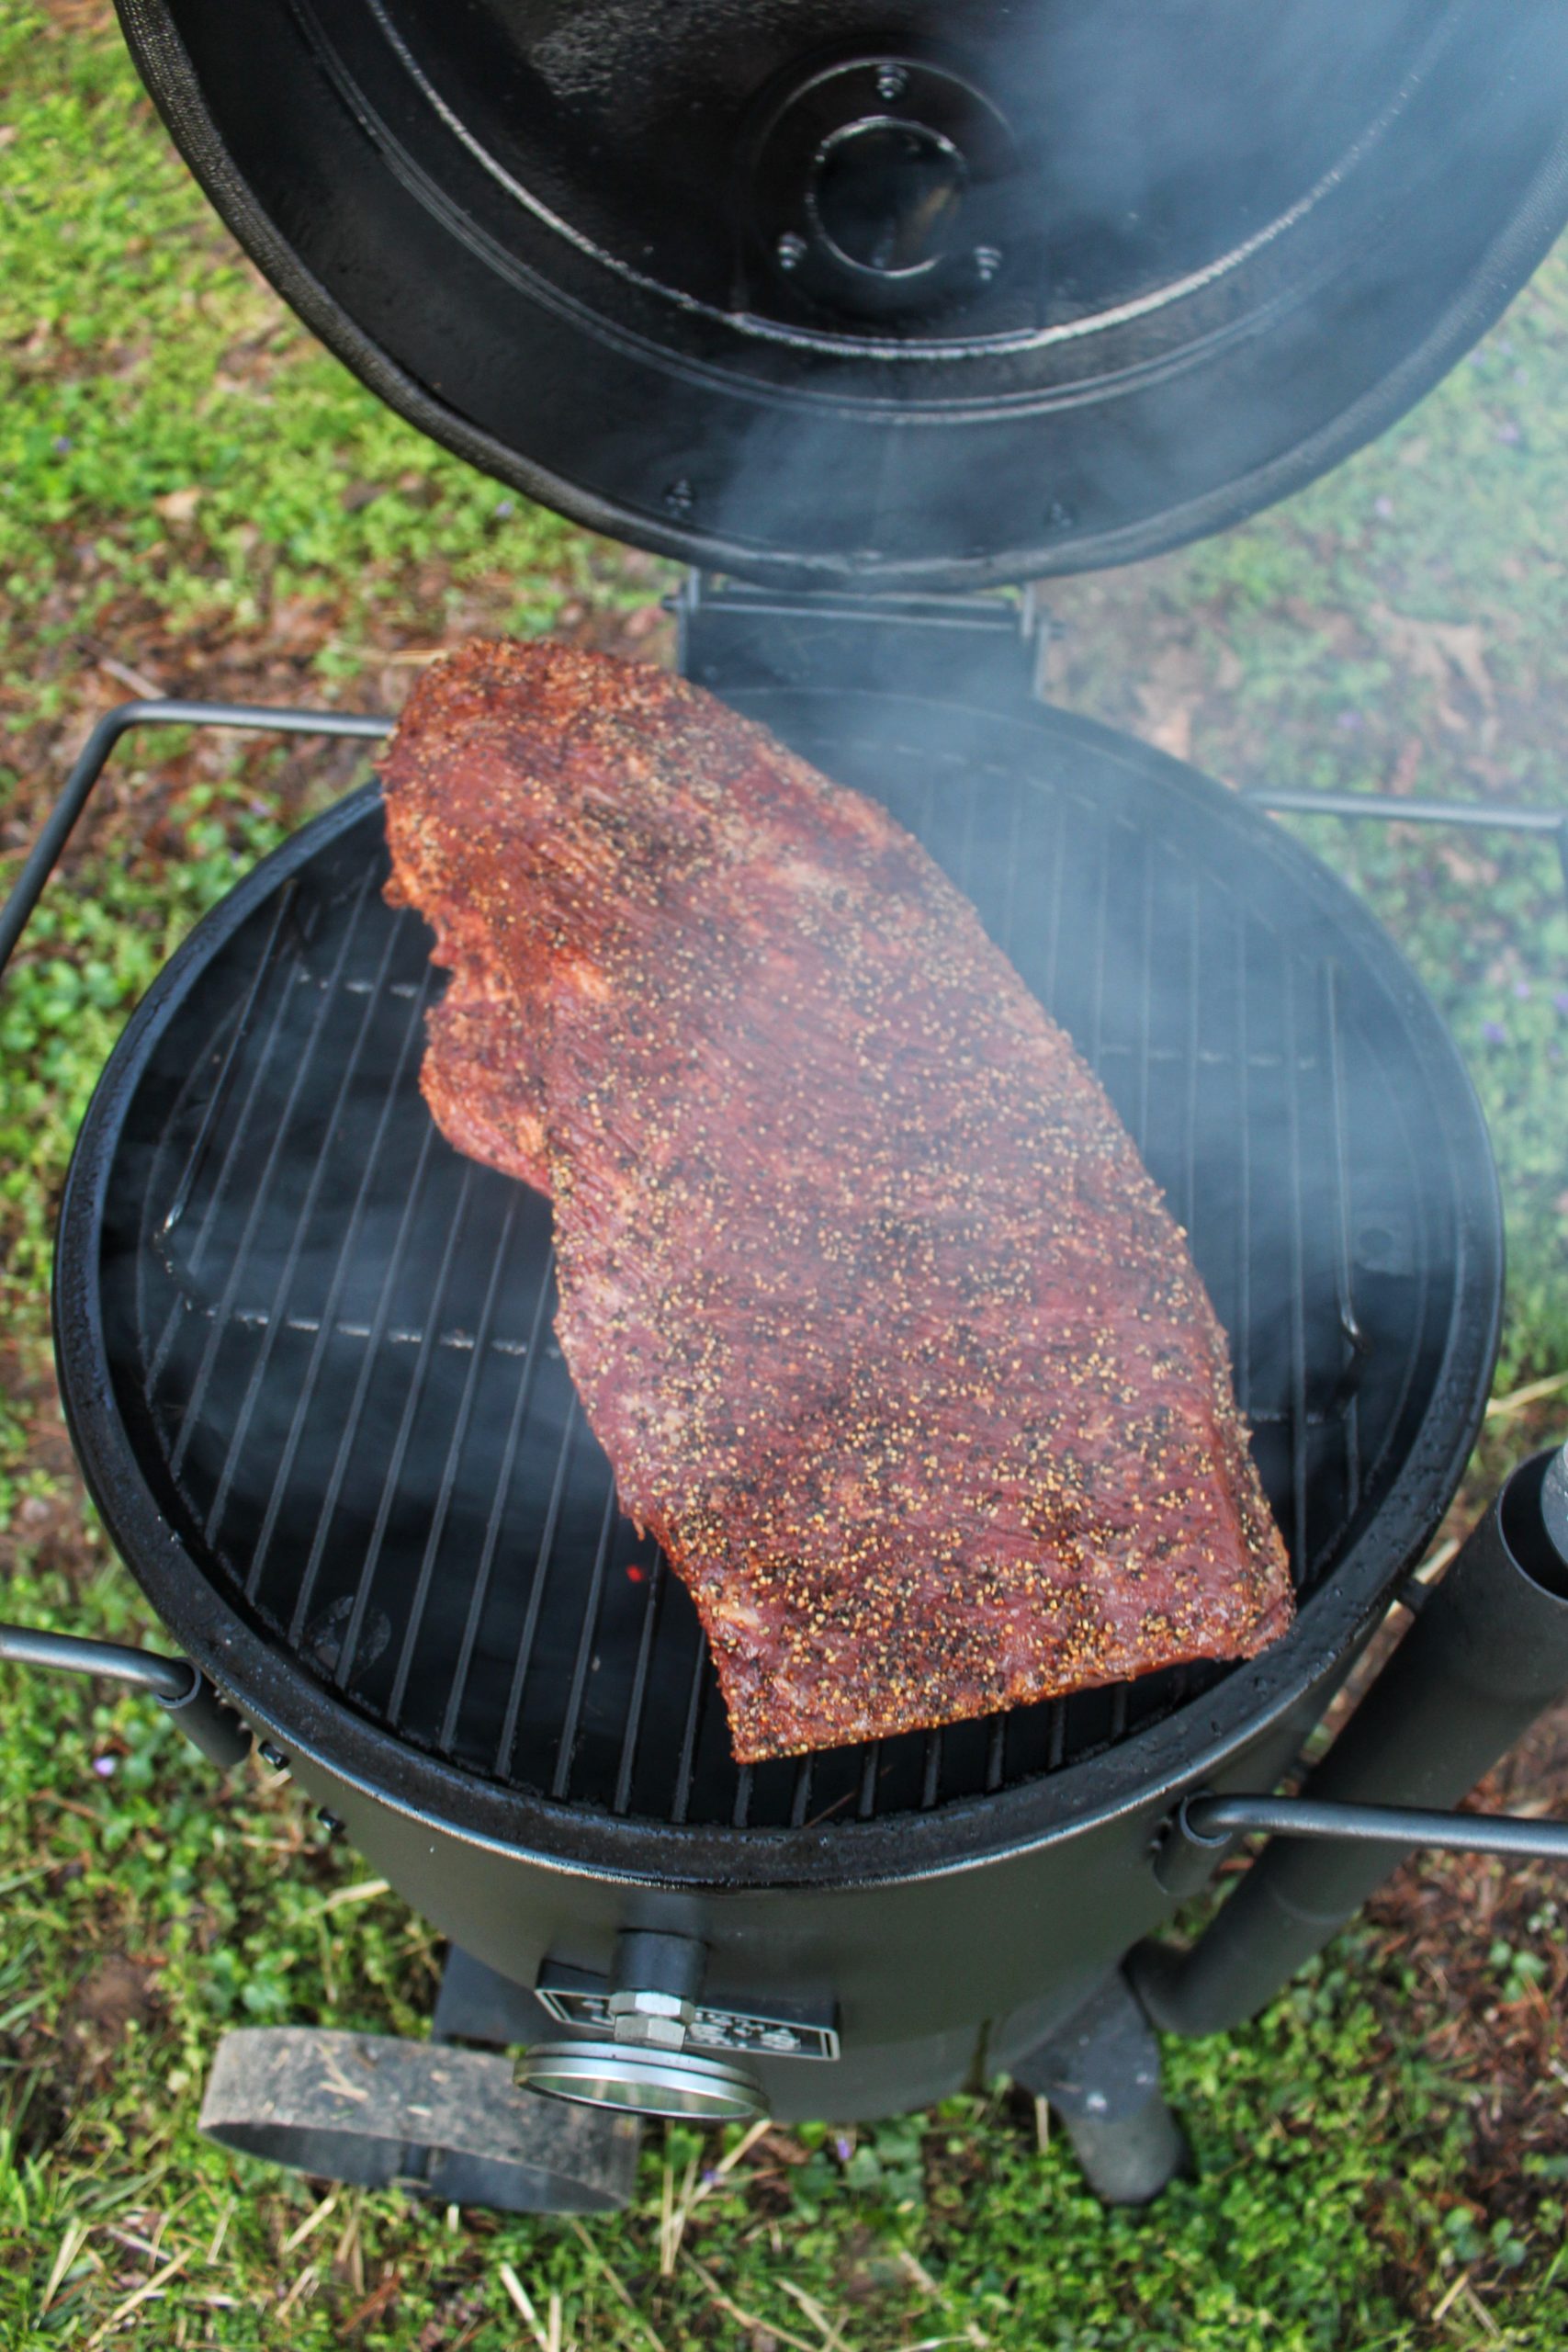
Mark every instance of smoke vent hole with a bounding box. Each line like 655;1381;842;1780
810;120;967;277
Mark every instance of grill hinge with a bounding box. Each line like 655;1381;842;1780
674;571;1049;709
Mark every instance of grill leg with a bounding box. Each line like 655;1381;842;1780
1009;1973;1191;2207
432;1942;558;2050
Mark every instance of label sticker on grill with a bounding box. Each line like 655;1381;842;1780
535;1984;839;2061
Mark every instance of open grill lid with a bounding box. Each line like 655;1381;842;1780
118;0;1568;590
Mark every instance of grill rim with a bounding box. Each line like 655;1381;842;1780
54;696;1503;1891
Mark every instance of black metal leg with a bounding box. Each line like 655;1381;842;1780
432;1942;558;2050
1009;1973;1191;2207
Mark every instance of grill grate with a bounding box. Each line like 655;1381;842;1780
100;700;1465;1830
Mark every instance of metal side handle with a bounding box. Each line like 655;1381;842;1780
0;695;389;980
0;696;389;1766
1164;1788;1568;1881
1135;1442;1568;2034
0;1622;251;1770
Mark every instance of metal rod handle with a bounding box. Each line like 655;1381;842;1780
0;1623;252;1770
0;698;389;978
0;1622;194;1702
1134;1444;1568;2036
1240;785;1568;909
1181;1791;1568;1866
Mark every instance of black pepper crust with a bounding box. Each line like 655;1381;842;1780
379;640;1293;1764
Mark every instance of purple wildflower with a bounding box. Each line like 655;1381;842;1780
701;2166;720;2188
53;435;73;455
1513;980;1533;1001
1374;495;1394;521
1336;710;1364;733
92;1755;117;1777
833;2133;854;2163
1553;992;1568;1018
1482;1020;1507;1046
1495;420;1522;446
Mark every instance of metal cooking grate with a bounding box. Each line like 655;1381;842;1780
99;702;1462;1830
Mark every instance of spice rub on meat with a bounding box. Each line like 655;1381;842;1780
380;641;1292;1764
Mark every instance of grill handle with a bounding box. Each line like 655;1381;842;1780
0;699;387;1771
1134;1442;1568;2036
1174;1791;1568;1867
0;1623;252;1770
0;697;389;980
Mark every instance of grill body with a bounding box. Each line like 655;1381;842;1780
56;679;1501;2119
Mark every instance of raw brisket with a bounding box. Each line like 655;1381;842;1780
380;641;1292;1764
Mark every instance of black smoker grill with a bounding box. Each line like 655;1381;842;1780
7;0;1568;2212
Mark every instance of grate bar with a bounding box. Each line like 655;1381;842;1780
856;1745;881;1820
334;1161;479;1691
254;959;436;1604
1134;833;1156;1155
994;775;1026;958
610;1555;667;1817
494;1402;581;1778
1041;797;1067;1010
1322;961;1365;1523
919;1731;943;1811
1233;914;1253;1417
1088;815;1111;1076
670;1648;710;1826
441;1244;559;1756
147;903;312;1399
551;1488;619;1800
218;1312;537;1353
789;1757;816;1829
205;910;406;1544
159;878;301;1248
1282;957;1311;1578
1179;868;1201;1237
285;1114;442;1645
387;1191;521;1724
168;865;380;1479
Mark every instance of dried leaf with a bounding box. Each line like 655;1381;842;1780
152;487;203;524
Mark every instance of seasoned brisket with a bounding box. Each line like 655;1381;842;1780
380;641;1292;1764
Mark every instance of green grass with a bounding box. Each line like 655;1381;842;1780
2;2;1568;2344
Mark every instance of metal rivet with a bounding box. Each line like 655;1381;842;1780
662;479;695;518
1045;498;1077;531
775;232;807;274
258;1740;290;1771
974;245;1003;285
875;63;908;102
316;1808;345;1836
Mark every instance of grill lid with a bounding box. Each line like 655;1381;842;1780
56;689;1501;1883
118;0;1568;588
